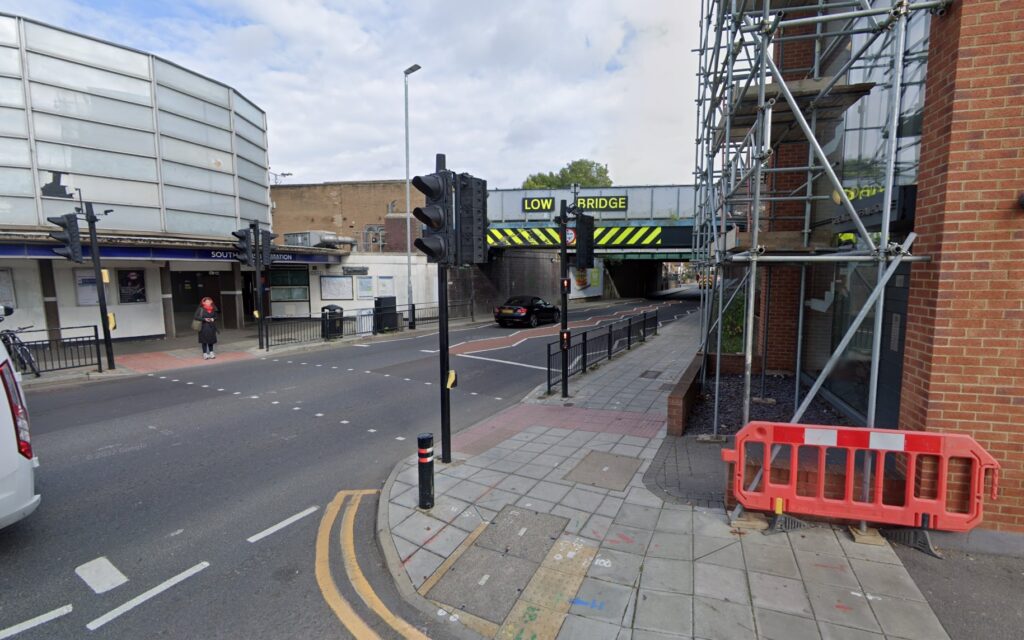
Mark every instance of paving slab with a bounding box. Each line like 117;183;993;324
743;541;800;579
597;495;625;518
654;509;691;534
638;557;693;595
754;608;821;640
694;561;749;605
794;550;860;589
404;546;445;589
561;487;607;512
564;451;644;492
556;614;622;640
476;505;569;563
582;513;615;542
816;621;883;640
788;525;845;556
602;524;654;556
551;504;591;535
695;539;745;570
544;535;600;576
528;480;574;503
393;510;450;546
747;571;813;618
868;596;950;640
613;503;661;530
586;548;644;587
569;577;634;625
427;545;539;624
806;583;881;633
692;595;756;640
497;600;564;640
634;590;692;637
848;558;925;601
647;531;693;561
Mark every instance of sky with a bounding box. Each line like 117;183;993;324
5;1;702;188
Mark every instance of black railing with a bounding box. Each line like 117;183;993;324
2;325;102;375
547;311;659;392
265;300;473;349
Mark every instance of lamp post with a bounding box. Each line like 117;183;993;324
404;63;421;319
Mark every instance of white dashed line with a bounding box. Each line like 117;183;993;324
340;420;350;424
292;407;301;411
331;366;338;369
186;382;193;385
246;506;319;543
470;392;478;396
159;376;166;379
383;374;390;377
364;370;371;374
367;429;376;433
147;374;154;377
272;401;280;405
75;557;128;594
0;605;73;639
425;382;432;385
86;562;209;631
494;397;503;401
217;388;224;392
171;379;179;383
233;392;241;395
250;395;259;399
201;385;209;388
347;368;354;371
315;413;324;417
316;364;322;367
404;378;411;381
395;436;406;441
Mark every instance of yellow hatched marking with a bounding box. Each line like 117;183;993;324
546;228;560;243
340;493;430;640
594;227;606;240
315;492;381;640
597;228;617;245
625;227;650;245
532;228;553;244
643;227;662;244
612;227;635;244
504;228;524;245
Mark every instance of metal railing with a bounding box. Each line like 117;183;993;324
265;300;473;349
2;325;102;375
546;310;659;392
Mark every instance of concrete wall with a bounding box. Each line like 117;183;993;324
52;260;165;338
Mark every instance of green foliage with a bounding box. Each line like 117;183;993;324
522;159;612;189
717;294;745;353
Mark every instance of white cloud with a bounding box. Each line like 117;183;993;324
3;0;701;187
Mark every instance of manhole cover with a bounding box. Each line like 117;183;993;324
563;451;643;491
475;506;569;564
639;370;663;379
425;546;538;624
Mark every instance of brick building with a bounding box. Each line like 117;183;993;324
696;1;1023;542
271;180;423;253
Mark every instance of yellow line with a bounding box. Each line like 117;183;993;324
597;228;616;245
315;493;382;640
531;228;551;244
340;494;430;640
643;227;662;244
594;227;606;240
504;228;524;245
625;227;649;245
417;521;489;596
545;228;560;243
522;229;538;245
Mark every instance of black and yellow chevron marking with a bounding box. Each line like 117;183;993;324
487;226;663;247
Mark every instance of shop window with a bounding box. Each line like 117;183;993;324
270;269;309;302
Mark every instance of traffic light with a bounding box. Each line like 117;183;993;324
457;173;489;265
576;213;594;269
412;170;455;265
232;228;254;267
46;213;84;263
260;229;278;267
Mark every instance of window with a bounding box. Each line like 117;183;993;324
0;77;25;107
117;269;146;303
158;110;231;151
28;53;152;105
25;23;149;78
233;134;265;165
153;59;228;106
232;114;265;148
155;85;230;128
32;112;156;156
0;107;28;137
377;276;395;297
161;160;235;195
270;269;309;302
38;170;159;207
163;184;235;216
0;137;30;166
35;142;158;181
0;46;20;76
30;83;154;130
232;91;264;129
159;136;233;173
0;268;16;308
0;17;17;46
0;167;34;197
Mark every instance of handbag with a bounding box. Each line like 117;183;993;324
191;318;202;332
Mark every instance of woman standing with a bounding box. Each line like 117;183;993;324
194;296;219;359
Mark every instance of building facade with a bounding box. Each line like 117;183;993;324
0;14;343;338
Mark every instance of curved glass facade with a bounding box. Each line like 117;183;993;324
0;14;270;238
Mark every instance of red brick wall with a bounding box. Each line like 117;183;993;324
900;1;1024;533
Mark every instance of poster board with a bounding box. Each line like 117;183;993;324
569;257;604;299
117;269;147;303
74;269;103;306
320;275;353;300
356;276;374;299
378;276;395;296
0;269;15;308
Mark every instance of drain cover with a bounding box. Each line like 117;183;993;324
563;451;642;491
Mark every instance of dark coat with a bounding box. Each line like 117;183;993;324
194;307;218;345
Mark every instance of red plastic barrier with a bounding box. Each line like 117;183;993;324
721;422;1000;532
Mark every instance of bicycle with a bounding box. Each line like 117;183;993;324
0;325;40;378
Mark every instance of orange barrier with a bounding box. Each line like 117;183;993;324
721;422;1000;532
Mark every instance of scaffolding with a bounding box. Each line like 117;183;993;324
692;0;949;519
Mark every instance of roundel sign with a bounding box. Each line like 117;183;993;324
565;228;576;245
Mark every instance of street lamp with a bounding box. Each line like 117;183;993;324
404;63;421;317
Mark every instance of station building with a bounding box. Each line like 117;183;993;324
0;13;348;339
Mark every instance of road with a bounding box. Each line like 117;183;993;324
0;296;697;639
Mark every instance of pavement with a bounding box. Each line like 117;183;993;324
379;315;956;640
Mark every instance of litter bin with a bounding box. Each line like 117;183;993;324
374;296;399;333
321;305;344;339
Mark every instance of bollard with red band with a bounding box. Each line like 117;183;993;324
722;421;1000;533
417;432;434;510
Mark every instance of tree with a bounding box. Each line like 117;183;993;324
522;159;612;189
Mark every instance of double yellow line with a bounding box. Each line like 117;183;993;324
315;490;429;640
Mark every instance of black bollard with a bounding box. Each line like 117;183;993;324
417;433;434;509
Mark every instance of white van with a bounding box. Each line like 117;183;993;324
0;306;39;530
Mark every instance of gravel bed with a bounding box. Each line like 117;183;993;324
687;373;852;435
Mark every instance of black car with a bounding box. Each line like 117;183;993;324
494;296;561;328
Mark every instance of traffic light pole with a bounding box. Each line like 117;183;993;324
437;262;451;463
560;200;570;399
250;221;266;350
85;203;115;371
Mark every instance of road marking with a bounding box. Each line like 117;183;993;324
86;562;209;631
272;401;280;405
403;378;411;381
420;349;438;353
158;376;166;379
347;368;354;371
455;353;546;370
75;556;128;594
424;382;431;385
331;366;338;369
339;493;430;640
247;506;319;543
315;413;324;417
396;436;406;441
340;420;350;424
233;391;241;395
316;492;382;639
367;429;376;433
147;374;154;377
171;379;179;383
384;374;390;377
250;395;259;399
186;382;194;385
217;388;224;391
201;384;209;388
353;344;369;347
470;392;478;396
316;364;322;367
518;527;528;537
494;397;503;401
292;407;301;411
478;574;490;586
364;370;371;374
0;605;73;640
301;362;307;365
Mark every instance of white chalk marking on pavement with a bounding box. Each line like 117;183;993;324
169;529;183;537
477;574;490;586
517;527;528;537
455;353;546;371
0;604;73;639
75;556;128;594
367;429;376;433
86;562;209;631
395;436;406;441
247;506;319;543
